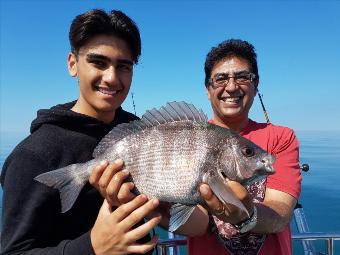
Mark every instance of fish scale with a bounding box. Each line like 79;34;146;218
117;123;209;196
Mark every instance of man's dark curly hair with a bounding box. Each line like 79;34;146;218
69;9;141;64
204;39;259;87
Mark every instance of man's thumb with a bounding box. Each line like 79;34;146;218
98;199;112;216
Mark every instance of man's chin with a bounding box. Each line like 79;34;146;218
219;109;243;119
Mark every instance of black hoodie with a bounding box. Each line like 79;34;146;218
1;101;151;255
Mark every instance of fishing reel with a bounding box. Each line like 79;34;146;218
300;163;309;172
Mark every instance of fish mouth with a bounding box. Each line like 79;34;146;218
240;157;275;186
262;155;276;173
95;86;122;96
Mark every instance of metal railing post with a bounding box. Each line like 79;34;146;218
294;204;318;255
158;245;168;255
292;232;340;255
168;232;181;255
156;238;187;255
326;238;333;255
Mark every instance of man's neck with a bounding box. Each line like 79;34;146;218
212;115;249;133
71;100;116;124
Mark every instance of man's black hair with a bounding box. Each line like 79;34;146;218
204;39;259;86
69;9;141;63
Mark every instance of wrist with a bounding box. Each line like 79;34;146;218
232;206;258;233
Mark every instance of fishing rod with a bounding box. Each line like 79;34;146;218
256;88;317;253
131;92;137;116
256;88;270;124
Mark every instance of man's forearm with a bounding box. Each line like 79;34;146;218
250;188;297;234
251;200;295;234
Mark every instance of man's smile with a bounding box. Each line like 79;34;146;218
95;86;121;96
220;95;243;104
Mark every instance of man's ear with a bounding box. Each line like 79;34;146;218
67;53;77;77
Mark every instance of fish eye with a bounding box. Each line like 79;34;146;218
241;147;255;157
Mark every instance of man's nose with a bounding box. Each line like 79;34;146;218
224;78;238;91
102;67;117;84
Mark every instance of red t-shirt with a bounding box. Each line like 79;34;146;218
188;120;302;255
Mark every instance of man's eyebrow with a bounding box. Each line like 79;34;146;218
234;70;252;75
214;70;251;77
117;59;133;66
214;72;229;77
86;53;110;62
86;53;133;66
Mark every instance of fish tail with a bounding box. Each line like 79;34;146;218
34;160;96;213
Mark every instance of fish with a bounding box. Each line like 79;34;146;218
35;101;275;232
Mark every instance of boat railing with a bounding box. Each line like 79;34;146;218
292;232;340;255
156;237;187;255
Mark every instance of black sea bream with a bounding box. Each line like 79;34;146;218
35;101;275;232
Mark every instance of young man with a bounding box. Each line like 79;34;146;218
1;9;161;255
186;39;302;255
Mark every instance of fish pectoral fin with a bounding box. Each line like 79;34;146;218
169;203;196;232
206;173;249;217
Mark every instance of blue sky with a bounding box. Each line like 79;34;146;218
1;0;340;137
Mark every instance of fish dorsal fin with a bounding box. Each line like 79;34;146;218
93;101;208;158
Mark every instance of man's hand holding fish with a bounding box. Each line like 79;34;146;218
89;159;173;230
89;159;135;207
200;181;254;225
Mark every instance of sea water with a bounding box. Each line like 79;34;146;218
1;130;340;254
291;130;340;254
